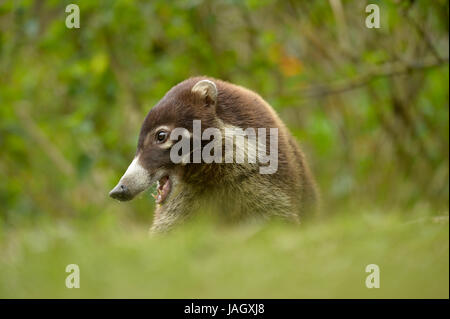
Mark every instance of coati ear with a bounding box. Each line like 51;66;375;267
191;80;217;107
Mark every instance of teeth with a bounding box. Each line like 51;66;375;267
153;177;170;203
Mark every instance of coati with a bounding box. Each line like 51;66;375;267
109;77;318;233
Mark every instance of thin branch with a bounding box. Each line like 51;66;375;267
296;57;449;99
401;4;445;63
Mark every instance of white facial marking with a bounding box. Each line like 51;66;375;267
155;125;171;133
119;155;151;194
159;140;174;149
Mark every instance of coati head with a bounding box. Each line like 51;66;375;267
109;78;218;204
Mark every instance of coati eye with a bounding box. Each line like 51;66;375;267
155;130;169;143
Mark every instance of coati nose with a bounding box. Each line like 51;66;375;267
109;184;132;201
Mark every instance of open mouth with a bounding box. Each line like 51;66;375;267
152;175;171;204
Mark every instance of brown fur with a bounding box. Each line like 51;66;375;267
133;77;318;232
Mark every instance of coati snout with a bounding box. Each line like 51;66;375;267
110;77;318;233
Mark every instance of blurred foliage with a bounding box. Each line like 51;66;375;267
0;208;448;298
0;0;448;298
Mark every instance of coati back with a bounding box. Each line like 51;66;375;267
109;77;319;232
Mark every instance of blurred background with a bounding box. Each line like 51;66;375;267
0;0;448;298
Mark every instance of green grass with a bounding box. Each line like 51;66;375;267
0;207;448;299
